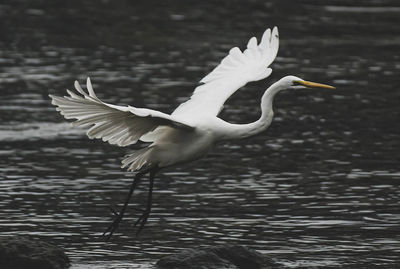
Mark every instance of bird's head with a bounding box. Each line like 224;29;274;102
280;75;335;90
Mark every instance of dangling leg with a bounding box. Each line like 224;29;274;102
134;168;157;236
103;169;147;240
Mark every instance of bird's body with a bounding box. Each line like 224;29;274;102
49;27;334;238
134;125;215;168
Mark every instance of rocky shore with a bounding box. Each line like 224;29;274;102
0;236;70;269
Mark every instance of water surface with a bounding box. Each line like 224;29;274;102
0;1;399;268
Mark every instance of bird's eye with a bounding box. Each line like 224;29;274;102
292;81;302;86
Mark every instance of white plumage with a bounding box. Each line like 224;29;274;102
50;27;280;172
49;26;334;238
173;27;278;117
50;79;194;146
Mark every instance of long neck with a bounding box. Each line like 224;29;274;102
217;81;283;140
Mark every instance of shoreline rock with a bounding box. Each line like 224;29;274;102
156;244;281;269
0;236;70;269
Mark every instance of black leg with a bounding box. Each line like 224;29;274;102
134;169;156;236
103;169;146;240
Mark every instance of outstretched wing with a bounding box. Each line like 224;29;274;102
49;78;194;147
172;27;279;118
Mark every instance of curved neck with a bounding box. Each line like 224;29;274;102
217;81;283;140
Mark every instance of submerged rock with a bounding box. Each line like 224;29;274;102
156;244;280;269
0;236;70;269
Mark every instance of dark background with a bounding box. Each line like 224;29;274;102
0;1;399;268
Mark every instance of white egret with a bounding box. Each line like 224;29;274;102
49;26;334;239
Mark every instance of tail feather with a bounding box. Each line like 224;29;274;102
122;147;154;172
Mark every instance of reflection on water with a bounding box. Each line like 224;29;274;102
1;1;400;268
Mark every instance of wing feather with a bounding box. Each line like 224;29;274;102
49;78;194;147
172;27;279;117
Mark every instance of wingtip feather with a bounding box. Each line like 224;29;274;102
197;26;279;85
48;94;57;106
74;80;87;96
273;26;279;35
86;77;98;99
247;36;258;49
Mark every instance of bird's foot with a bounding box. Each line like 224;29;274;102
103;212;124;241
104;206;145;240
108;206;118;216
134;209;151;236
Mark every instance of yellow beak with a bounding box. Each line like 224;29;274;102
296;80;335;89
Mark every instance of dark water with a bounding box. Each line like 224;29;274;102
1;1;400;268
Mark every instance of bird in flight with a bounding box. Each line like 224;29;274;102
49;26;334;239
